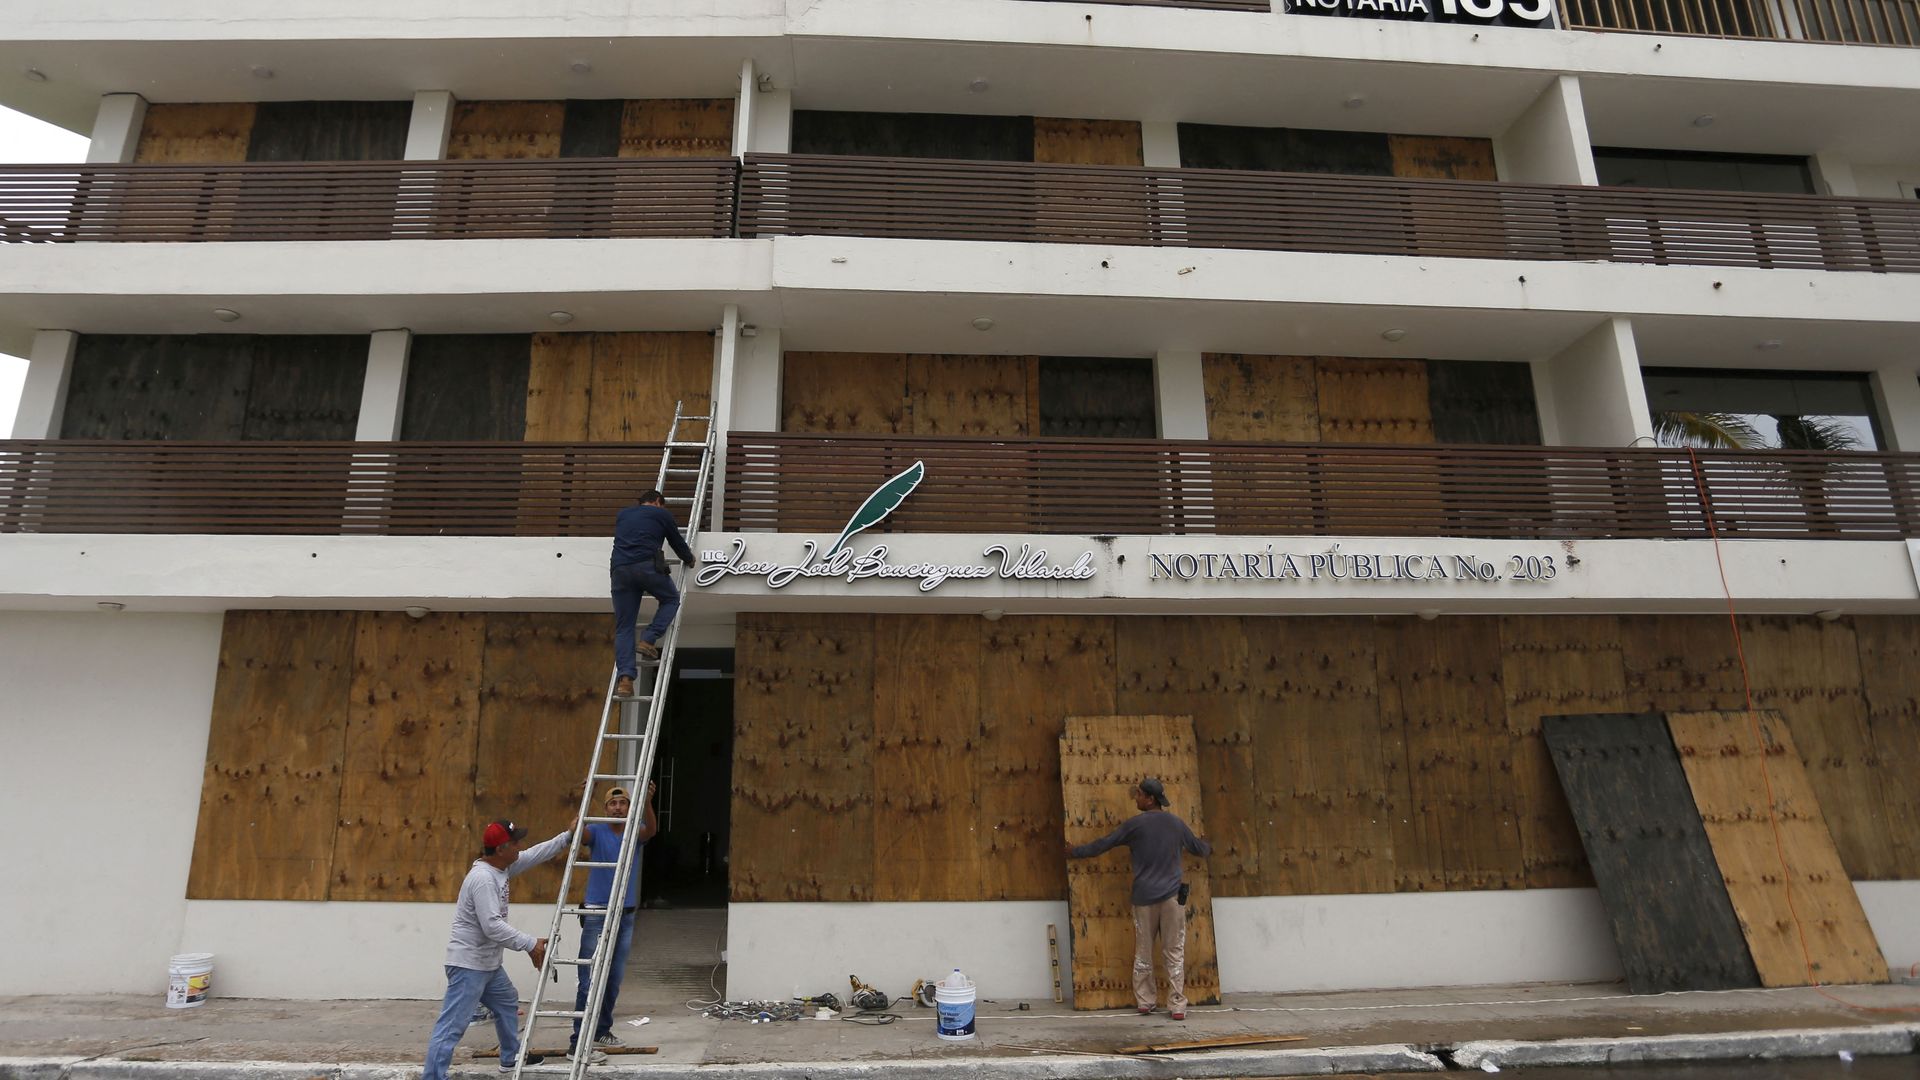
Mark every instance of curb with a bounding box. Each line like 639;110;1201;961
1450;1023;1920;1069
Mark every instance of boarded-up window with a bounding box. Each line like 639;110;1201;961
401;335;532;441
61;334;366;441
792;111;1036;161
1039;357;1156;438
1427;359;1543;445
1179;124;1395;175
561;100;625;158
245;101;412;162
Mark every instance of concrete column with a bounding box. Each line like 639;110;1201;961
355;330;412;440
1140;122;1181;168
1811;153;1860;196
1528;359;1564;445
1493;75;1597;186
1154;350;1209;439
1543;317;1653;447
85;94;148;164
708;305;742;534
1870;365;1920;451
403;91;456;161
731;326;782;433
12;330;79;439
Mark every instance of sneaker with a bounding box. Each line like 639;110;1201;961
635;640;661;662
502;1054;544;1071
593;1032;623;1047
568;1046;609;1064
1170;1010;1186;1021
614;676;634;698
469;1006;492;1026
1136;1005;1155;1015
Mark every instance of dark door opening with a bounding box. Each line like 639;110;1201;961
639;647;733;908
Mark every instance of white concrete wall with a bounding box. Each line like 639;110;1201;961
727;901;1069;1001
1545;317;1653;447
0;611;222;995
1851;162;1920;200
1494;75;1597;186
1213;889;1623;992
181;900;557;1000
1858;881;1920;976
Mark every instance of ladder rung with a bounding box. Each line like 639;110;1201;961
583;815;627;823
666;440;707;448
590;774;637;783
561;906;610;916
549;956;592;966
664;467;701;474
602;733;650;741
576;861;617;869
536;1009;588;1019
612;694;653;702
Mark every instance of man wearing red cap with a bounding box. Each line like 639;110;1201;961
421;816;574;1080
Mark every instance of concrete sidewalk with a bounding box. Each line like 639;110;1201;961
3;981;1918;1079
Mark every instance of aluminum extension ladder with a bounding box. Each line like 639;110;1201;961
512;401;714;1080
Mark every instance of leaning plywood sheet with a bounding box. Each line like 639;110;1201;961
1667;710;1888;987
1061;715;1220;1011
1542;712;1759;994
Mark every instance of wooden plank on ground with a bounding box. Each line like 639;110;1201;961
1667;709;1888;987
1735;616;1901;881
977;615;1116;901
329;612;486;902
730;613;876;901
1498;614;1624;889
474;613;604;905
1061;715;1220;1011
587;331;713;444
445;100;565;160
1374;616;1520;891
1852;617;1920;877
1245;616;1395;896
135;102;257;162
872;614;985;901
524;332;594;441
1116;617;1257;897
619;99;735;158
187;610;355;900
1542;712;1759;993
1119;1033;1307;1054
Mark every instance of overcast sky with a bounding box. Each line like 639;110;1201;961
1;107;88;437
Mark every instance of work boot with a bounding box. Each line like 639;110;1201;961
635;640;661;662
614;676;634;698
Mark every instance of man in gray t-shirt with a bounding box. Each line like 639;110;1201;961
422;817;573;1080
1065;777;1211;1020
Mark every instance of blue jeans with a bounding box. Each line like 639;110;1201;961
612;563;680;679
423;964;521;1080
572;908;638;1046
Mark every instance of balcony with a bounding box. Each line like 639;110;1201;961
3;436;1917;541
1559;0;1918;46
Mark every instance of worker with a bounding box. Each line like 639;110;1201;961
568;782;659;1062
610;489;696;698
1064;777;1211;1020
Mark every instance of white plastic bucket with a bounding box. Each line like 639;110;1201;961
166;953;214;1009
934;970;976;1041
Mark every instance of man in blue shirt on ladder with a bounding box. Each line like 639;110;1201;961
611;490;697;698
568;782;659;1063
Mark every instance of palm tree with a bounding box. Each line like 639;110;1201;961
1653;410;1762;449
1773;414;1861;451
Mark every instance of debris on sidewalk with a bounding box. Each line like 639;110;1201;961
1117;1032;1308;1055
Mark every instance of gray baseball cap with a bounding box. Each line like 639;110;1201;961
1137;777;1170;808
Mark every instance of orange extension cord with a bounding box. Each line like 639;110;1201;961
1686;448;1920;1014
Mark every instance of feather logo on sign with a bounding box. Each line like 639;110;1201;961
824;461;925;559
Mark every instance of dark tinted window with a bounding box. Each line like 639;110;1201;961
791;111;1035;161
1643;368;1881;450
1595;149;1814;194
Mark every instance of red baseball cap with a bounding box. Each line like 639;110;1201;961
483;819;528;852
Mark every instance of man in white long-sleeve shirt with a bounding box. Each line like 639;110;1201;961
422;817;573;1079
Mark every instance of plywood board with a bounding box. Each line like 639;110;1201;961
977;616;1116;901
1117;618;1258;897
1852;617;1920;877
245;101;411;162
1735;616;1902;881
1667;709;1888;987
1426;359;1543;446
446;101;565;160
780;352;908;434
791;111;1034;161
60;334;254;441
524;332;595;441
1499;615;1624;888
1375;617;1520;891
1620;615;1746;713
730;613;876;902
586;332;714;443
401;335;531;441
1034;118;1145;166
1244;617;1395;896
872;615;985;901
330;613;486;902
1542;712;1760;993
1386;135;1498;180
1062;715;1220;1011
473;613;605;906
907;354;1033;436
134;103;257;163
619;99;735;158
241;335;367;441
1201;354;1320;442
1037;357;1156;439
1314;358;1434;444
187;610;355;900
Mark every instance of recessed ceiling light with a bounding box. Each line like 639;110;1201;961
250;65;275;79
548;310;575;324
24;68;48;83
1380;328;1407;342
1344;94;1367;109
1756;339;1783;350
969;78;990;93
971;316;995;331
404;605;431;619
569;59;593;74
212;308;241;322
981;608;1005;621
96;601;125;612
1415;608;1440;621
1814;608;1843;622
1691;113;1716;127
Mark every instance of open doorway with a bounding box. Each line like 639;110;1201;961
640;647;733;908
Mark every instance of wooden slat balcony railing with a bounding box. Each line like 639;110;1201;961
724;433;1920;541
738;154;1920;273
0;158;739;243
0;441;667;535
1559;0;1918;45
1019;0;1268;9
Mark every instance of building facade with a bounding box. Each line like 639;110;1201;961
2;0;1918;1002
